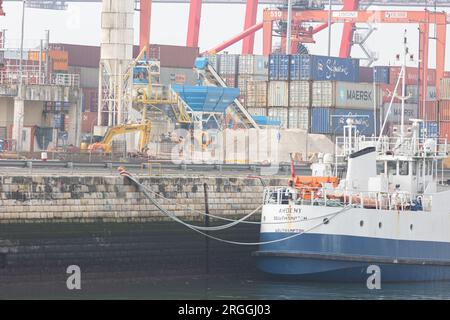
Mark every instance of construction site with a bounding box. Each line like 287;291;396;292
2;0;450;300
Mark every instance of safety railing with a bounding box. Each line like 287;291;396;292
263;186;432;212
0;71;79;87
336;135;449;158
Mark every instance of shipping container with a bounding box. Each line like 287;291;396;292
238;55;268;76
439;121;450;139
373;66;390;84
289;81;310;107
247;107;267;117
359;66;374;83
439;100;450;121
268;81;289;107
290;54;359;82
382;103;418;124
288;107;309;130
222;74;237;88
204;54;220;72
219;54;239;75
312;81;380;109
419;122;438;139
268;107;288;128
390;66;436;86
332;109;376;136
311;107;332;134
69;66;99;88
440;78;450;100
81;112;98;133
82;88;98;112
420;101;438;121
246;81;267;107
268;54;290;81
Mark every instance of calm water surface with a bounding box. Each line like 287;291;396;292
3;275;450;300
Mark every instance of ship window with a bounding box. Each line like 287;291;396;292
387;161;397;176
377;162;385;175
399;161;409;176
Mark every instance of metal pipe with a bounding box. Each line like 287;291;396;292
19;0;25;85
286;0;292;55
327;0;332;56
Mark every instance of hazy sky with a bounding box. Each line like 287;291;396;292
1;2;450;69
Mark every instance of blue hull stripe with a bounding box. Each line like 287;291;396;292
256;233;450;281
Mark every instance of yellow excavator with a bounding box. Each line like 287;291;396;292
87;119;152;154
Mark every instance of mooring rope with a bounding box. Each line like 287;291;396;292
130;175;345;225
119;171;352;246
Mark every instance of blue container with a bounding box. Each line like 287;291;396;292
289;55;310;81
268;54;279;81
374;66;390;84
291;55;359;82
269;54;290;81
311;108;332;134
252;115;281;126
420;122;438;139
332;109;376;136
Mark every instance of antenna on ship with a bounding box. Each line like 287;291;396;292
377;30;413;149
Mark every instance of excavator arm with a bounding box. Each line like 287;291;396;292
89;121;152;154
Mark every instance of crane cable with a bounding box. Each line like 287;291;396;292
120;171;352;246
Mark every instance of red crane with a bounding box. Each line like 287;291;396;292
0;0;5;16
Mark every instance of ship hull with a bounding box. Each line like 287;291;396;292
255;233;450;282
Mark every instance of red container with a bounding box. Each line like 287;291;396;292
222;74;237;88
439;100;450;121
81;112;98;133
420;101;438;121
390;67;436;86
440;121;450;138
82;88;98;112
378;84;401;103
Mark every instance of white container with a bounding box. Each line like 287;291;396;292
312;81;381;110
268;107;288;128
247;107;267;117
219;54;239;75
440;78;450;100
238;55;268;76
289;107;309;130
246;81;267;107
289;81;310;107
268;81;289;107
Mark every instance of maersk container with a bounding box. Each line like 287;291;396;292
311;107;332;134
373;66;390;84
290;55;359;82
332;109;376;136
335;82;380;109
268;107;288;128
238;55;268;76
289;81;310;107
268;81;289;107
382;103;418;124
420;122;438;139
269;54;290;81
312;81;380;110
289;107;309;130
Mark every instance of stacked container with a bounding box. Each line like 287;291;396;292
439;78;450;138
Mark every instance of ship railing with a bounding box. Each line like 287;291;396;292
263;186;432;212
336;136;448;158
